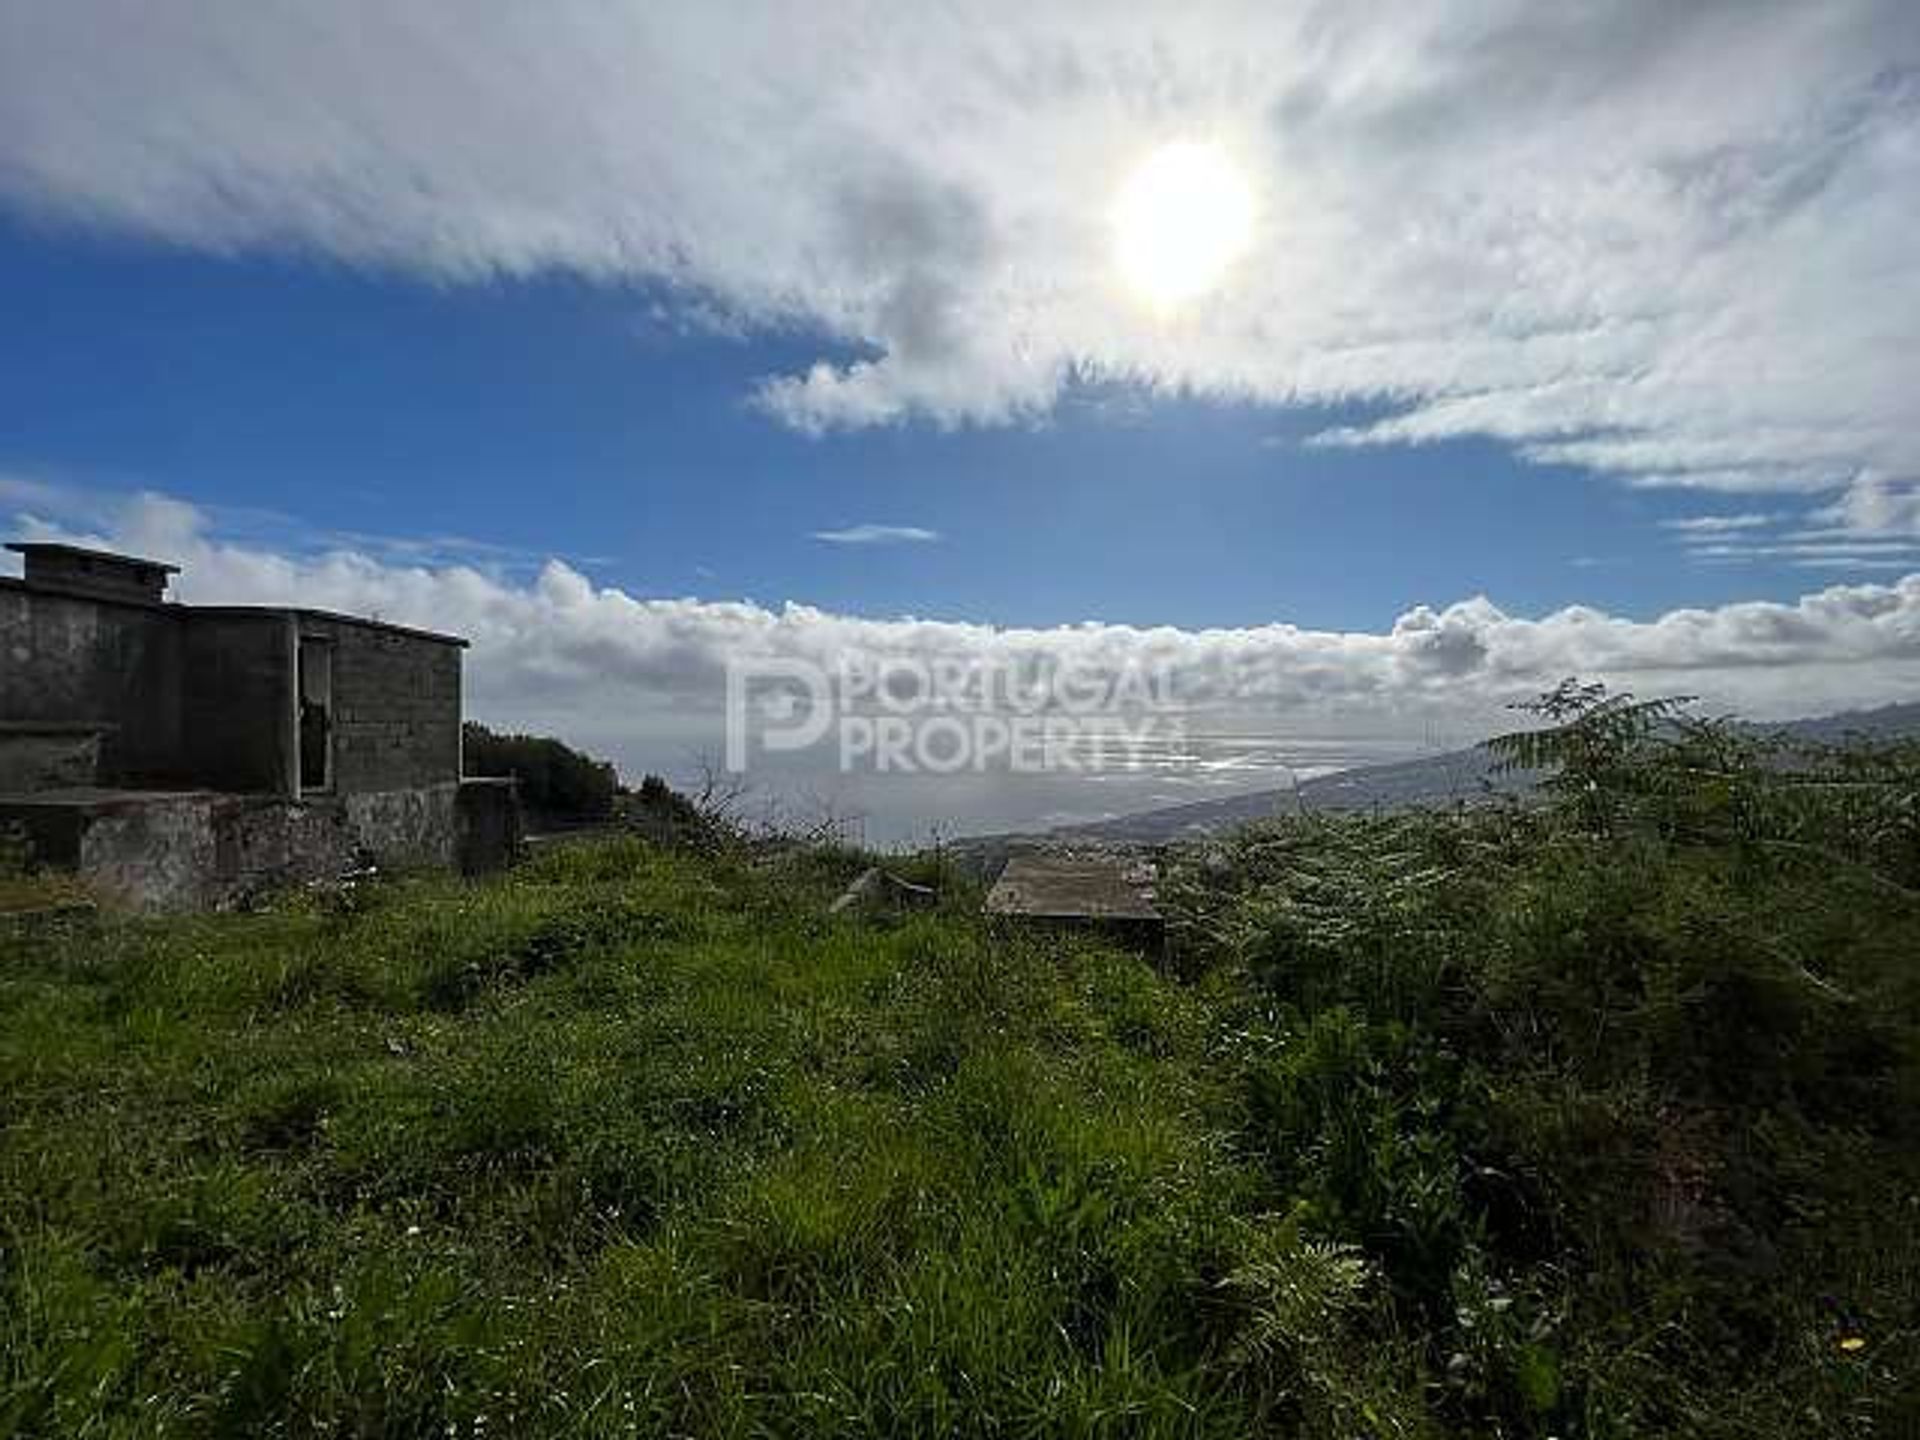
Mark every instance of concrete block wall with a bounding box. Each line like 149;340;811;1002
4;560;517;907
4;582;466;803
302;618;462;794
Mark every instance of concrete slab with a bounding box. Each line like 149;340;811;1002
984;852;1161;924
0;787;224;810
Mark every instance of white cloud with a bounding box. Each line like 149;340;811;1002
1684;539;1920;563
0;2;1914;523
1659;513;1784;534
811;524;941;546
1811;475;1920;537
1793;557;1917;571
1670;480;1920;568
13;486;1920;760
0;473;120;528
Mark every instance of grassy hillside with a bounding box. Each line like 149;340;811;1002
2;689;1917;1436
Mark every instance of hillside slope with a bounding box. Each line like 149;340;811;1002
3;755;1916;1433
1056;700;1920;844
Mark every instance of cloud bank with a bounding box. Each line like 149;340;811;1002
10;485;1920;763
2;2;1916;526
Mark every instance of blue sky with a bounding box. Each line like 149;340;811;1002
2;3;1917;836
0;218;1852;633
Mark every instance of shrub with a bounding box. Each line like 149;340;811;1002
462;720;619;821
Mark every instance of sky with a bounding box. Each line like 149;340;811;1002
2;2;1918;839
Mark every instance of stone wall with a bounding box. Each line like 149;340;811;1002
343;781;458;870
341;780;522;874
0;790;359;911
4;778;515;911
76;793;360;911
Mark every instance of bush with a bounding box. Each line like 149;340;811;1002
1163;684;1920;1434
462;721;619;821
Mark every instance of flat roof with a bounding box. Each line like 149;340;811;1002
0;787;228;811
203;604;470;648
6;540;180;574
5;538;469;646
0;574;171;611
292;605;467;647
0;580;469;648
984;852;1161;922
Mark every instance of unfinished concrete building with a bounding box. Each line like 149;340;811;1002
1;541;520;909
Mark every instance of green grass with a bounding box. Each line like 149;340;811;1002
2;791;1916;1435
0;871;89;915
0;841;1262;1436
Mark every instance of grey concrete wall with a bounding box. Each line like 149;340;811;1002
4;777;523;910
343;780;524;875
0;726;103;791
456;777;522;874
299;618;461;794
76;794;230;911
4;585;463;802
0;791;355;911
182;612;295;794
7;786;452;911
343;781;459;870
0;580;186;784
3;578;502;905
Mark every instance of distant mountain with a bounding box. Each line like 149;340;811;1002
1042;700;1920;847
1053;745;1520;844
1756;699;1920;746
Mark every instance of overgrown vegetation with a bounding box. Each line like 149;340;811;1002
3;685;1915;1435
462;721;620;823
0;823;88;915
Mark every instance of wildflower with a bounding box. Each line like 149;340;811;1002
1839;1335;1867;1353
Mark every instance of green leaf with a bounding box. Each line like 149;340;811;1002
1514;1342;1561;1414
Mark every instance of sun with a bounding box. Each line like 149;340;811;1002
1112;142;1256;308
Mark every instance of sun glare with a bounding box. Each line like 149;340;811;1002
1113;142;1255;309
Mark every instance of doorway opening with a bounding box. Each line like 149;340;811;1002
298;638;333;792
